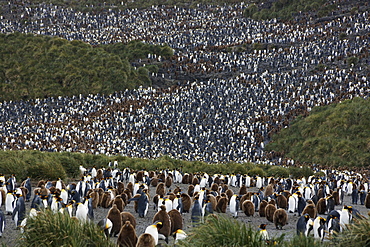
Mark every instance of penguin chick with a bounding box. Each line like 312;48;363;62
273;208;288;230
117;221;137;247
136;233;156;247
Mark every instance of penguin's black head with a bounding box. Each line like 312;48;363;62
259;224;267;230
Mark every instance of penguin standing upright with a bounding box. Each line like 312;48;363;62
117;221;137;247
273;208;288;230
191;195;202;226
152;205;171;244
128;186;149;218
258;224;269;241
107;204;121;237
296;214;311;236
120;212;137;229
181;193;191;213
168;209;183;234
340;205;352;231
327;216;340;236
229;195;239;218
97;218;112;239
144;221;163;246
5;191;15;215
22;178;32;202
297;194;306;216
75;202;88;223
313;216;326;241
242;200;255;217
259;200;268;217
12;192;26;228
0;209;5;237
265;204;277;223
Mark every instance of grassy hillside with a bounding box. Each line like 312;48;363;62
266;97;370;168
0;33;173;101
0;150;316;181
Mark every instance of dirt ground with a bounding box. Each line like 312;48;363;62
0;178;368;246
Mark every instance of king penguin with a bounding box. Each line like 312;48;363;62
229;194;240;218
12;192;26;228
258;224;269;241
296;214;310;236
136;233;156;247
5;191;15;215
97;218;112;239
0;209;5;237
144;221;163;246
191;195;202;226
174;229;187;244
128;186;148;218
117;220;137;247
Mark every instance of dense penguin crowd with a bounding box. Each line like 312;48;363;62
0;165;369;245
0;2;369;164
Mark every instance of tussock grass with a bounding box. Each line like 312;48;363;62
18;209;115;247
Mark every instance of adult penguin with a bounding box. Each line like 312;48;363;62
97;218;112;239
76;202;88;223
258;224;269;241
136;233;156;247
152;205;171;244
5;191;15;215
327;216;340;236
296;214;311;236
117;221;137;247
288;193;297;213
174;229;187;244
229;195;239;218
203;198;214;217
242;200;255;217
191;195;202;226
12;192;26;228
107;204;121;237
128;187;149;218
120;211;137;229
144;221;163;246
273;208;288;230
326;195;335;213
297;194;306;216
340;205;352;231
0;209;4;237
313;216;326;241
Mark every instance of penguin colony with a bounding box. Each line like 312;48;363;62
0;164;368;245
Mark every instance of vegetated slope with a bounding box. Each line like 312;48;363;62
0;32;173;101
265;97;370;167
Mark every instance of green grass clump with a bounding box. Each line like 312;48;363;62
18;209;115;247
330;216;370;247
177;215;281;247
266;97;370;168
